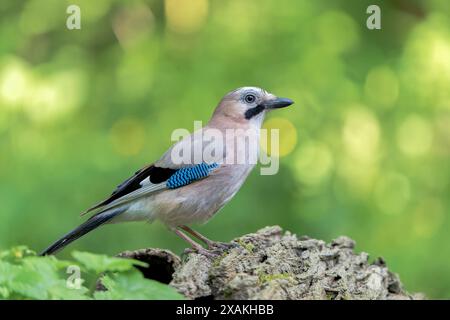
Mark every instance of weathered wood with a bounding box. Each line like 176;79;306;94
118;226;422;300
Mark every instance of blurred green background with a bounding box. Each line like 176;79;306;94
0;0;449;298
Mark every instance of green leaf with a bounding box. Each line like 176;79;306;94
72;251;148;274
1;247;182;300
0;261;19;284
0;286;10;299
8;268;49;299
48;280;91;300
0;261;47;299
0;246;36;262
94;270;184;300
4;256;67;299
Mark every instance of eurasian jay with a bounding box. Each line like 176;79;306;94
41;87;294;256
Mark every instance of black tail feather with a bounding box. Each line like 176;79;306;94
40;208;125;256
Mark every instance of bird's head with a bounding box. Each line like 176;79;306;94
210;87;294;127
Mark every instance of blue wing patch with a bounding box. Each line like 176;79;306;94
166;163;219;189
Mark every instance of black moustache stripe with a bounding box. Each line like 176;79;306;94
245;104;265;119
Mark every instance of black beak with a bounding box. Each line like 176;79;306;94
262;97;294;109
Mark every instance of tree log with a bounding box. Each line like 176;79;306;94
117;226;422;300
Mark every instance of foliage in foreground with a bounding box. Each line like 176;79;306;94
0;246;184;300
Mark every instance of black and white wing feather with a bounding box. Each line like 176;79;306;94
82;164;177;216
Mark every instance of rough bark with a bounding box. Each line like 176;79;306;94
117;226;422;300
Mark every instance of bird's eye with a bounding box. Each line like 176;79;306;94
244;94;256;104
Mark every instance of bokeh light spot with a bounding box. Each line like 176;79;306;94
165;0;208;34
293;141;333;185
428;35;450;82
23;83;58;124
317;11;359;54
374;172;411;215
364;66;399;108
342;106;380;163
0;59;30;109
261;117;297;157
113;4;155;49
396;114;433;157
23;71;83;124
402;14;450;106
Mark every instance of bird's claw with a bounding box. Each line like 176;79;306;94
207;241;239;251
183;247;219;258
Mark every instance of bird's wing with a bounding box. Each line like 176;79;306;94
83;162;219;216
81;164;177;216
82;129;219;215
82;129;221;216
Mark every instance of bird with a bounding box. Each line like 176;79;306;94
40;87;294;256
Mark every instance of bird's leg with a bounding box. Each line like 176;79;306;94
179;226;213;246
179;225;236;250
172;228;216;257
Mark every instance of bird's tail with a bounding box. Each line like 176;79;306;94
40;207;126;256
